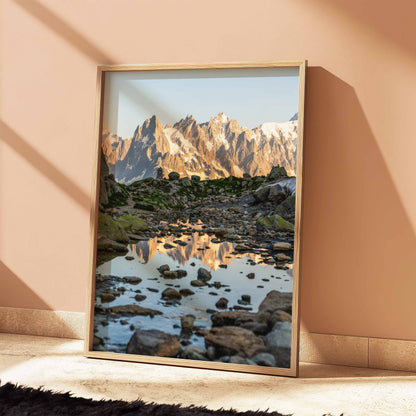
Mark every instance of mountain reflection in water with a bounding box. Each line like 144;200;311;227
132;232;260;271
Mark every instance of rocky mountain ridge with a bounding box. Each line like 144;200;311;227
103;113;298;184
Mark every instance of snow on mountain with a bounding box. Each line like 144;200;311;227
103;113;298;184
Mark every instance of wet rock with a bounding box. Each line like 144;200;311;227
93;336;103;346
259;290;292;314
127;329;182;357
197;267;212;282
240;322;269;335
134;294;146;302
234;244;250;251
224;288;231;292
206;308;216;314
129;324;135;331
213;282;221;289
158;264;170;274
204;326;266;359
164;243;175;249
215;298;228;309
266;321;292;349
273;242;292;251
229;355;245;364
161;288;182;300
96;237;128;252
190;280;206;287
174;240;188;246
163;270;187;279
219;264;227;269
276;253;291;261
179;288;195;296
100;293;116;303
181;314;195;333
181;345;207;361
251;352;276;367
123;276;142;285
190;262;196;266
241;295;251;303
247;273;255;279
233;305;253;311
120;320;128;325
168;172;180;181
209;292;218;296
206;346;216;360
109;304;162;317
211;311;258;327
125;256;135;261
211;238;221;244
268;310;292;327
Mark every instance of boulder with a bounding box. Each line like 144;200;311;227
266;321;292;349
191;175;201;183
267;166;287;181
127;329;182;357
197;267;212;282
253;187;270;202
258;290;292;314
109;304;162;317
163;270;187;279
168;172;180;181
116;214;149;233
268;310;292;328
96;237;128;252
181;345;207;361
265;321;292;367
190;280;206;287
100;293;116;303
275;195;296;219
272;242;292;251
161;288;182;300
211;310;259;327
267;184;286;204
180;314;196;333
123;276;142;285
215;297;229;309
247;273;255;279
179;288;195;296
134;294;146;302
251;352;276;367
204;326;266;359
257;215;294;232
158;264;170;274
276;253;291;261
97;213;128;243
240;322;269;335
234;244;250;251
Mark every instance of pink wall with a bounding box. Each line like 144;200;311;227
1;0;416;340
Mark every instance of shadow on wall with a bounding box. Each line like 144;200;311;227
300;67;416;340
0;261;50;310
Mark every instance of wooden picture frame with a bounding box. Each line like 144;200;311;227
85;61;306;377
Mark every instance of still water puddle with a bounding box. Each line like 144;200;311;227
94;232;293;353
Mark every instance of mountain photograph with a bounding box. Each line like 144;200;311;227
92;67;300;370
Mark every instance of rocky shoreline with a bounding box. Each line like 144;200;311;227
93;164;295;368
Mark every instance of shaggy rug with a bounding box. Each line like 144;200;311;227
0;382;293;416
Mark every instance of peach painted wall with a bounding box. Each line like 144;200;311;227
1;0;415;340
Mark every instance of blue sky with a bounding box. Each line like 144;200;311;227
103;68;300;138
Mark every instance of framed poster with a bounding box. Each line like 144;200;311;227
85;61;306;377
